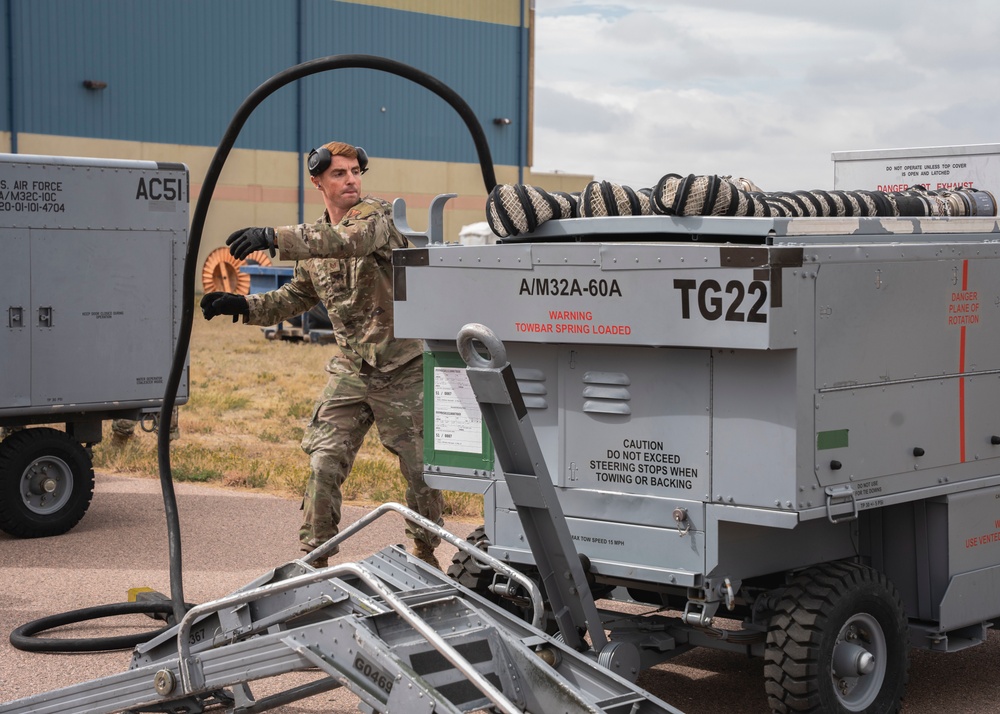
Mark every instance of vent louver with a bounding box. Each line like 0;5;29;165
582;371;631;415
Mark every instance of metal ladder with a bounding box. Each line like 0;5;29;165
0;503;682;714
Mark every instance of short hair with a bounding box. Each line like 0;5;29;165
321;141;358;161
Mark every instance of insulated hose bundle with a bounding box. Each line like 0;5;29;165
485;174;997;238
650;173;996;220
486;183;579;236
581;181;652;217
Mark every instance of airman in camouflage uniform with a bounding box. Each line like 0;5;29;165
200;141;444;568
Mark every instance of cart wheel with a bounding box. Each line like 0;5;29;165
0;428;95;538
765;561;908;714
447;525;494;592
447;525;558;632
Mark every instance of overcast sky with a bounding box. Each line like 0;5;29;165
530;0;1000;192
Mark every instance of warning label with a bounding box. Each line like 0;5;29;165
966;519;1000;549
588;438;698;491
948;290;980;326
834;150;1000;198
514;309;631;337
875;160;974;192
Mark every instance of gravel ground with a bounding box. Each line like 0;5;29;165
2;472;998;713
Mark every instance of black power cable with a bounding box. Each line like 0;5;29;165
10;602;175;653
159;52;497;623
11;54;496;652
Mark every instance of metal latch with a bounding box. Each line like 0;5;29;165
38;306;53;327
672;507;691;537
8;306;23;328
825;485;858;524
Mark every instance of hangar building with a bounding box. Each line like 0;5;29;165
0;0;590;274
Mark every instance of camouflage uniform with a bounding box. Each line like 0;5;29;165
244;196;443;555
110;406;180;444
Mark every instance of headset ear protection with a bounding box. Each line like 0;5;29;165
307;146;369;176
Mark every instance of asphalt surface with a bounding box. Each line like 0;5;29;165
2;472;1000;713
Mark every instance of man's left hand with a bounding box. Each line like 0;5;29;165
227;227;276;260
200;292;249;322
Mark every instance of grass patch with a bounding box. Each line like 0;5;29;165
258;429;282;443
171;464;222;483
91;314;483;520
286;400;314;419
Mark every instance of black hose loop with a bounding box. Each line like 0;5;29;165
10;602;176;653
158;54;497;623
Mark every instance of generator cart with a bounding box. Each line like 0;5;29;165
391;190;1000;713
0;154;189;538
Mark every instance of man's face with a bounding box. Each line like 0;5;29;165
313;154;362;214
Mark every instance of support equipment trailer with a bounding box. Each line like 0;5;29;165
393;195;1000;713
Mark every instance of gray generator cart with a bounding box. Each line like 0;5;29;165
393;204;1000;712
0;154;189;537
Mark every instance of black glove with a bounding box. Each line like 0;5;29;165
226;227;276;261
200;292;249;323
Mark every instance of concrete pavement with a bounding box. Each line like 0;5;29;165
1;472;998;712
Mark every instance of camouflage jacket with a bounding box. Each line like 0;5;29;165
244;196;422;373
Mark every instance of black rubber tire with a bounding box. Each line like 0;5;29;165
447;525;563;634
764;561;909;714
0;428;95;538
447;525;495;593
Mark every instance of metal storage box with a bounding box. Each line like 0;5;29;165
0;154;189;418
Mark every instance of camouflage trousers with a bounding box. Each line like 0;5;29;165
111;406;180;439
299;356;443;554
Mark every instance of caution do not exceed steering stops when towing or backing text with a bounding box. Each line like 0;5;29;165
589;438;699;491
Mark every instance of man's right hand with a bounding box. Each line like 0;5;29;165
227;227;276;261
200;292;249;323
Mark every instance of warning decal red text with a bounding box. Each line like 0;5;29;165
515;309;631;336
966;519;1000;549
948;290;980;326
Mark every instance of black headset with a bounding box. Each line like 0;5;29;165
307;145;369;176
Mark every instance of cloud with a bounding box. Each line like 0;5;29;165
534;86;627;133
531;1;1000;191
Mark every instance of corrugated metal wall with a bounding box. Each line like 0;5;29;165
8;1;299;151
0;0;526;167
299;2;524;166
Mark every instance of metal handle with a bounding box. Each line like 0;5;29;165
37;306;53;327
457;322;507;369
